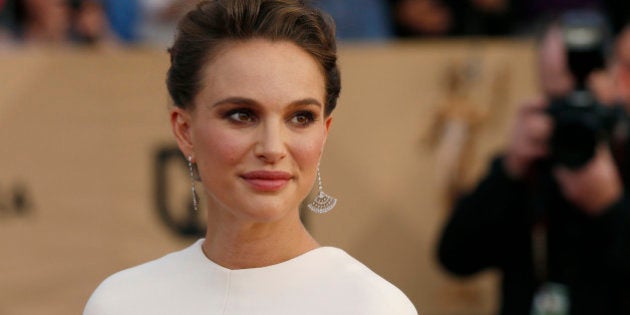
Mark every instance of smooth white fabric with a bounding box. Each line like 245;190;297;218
84;239;417;315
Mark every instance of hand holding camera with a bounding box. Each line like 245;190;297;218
505;10;626;213
503;97;552;178
553;144;622;214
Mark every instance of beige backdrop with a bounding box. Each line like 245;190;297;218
0;40;537;315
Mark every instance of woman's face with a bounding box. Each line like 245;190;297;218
172;39;332;223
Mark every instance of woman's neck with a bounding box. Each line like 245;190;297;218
201;210;319;269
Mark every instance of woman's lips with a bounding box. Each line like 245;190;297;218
241;171;292;192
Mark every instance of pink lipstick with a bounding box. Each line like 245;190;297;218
241;171;292;192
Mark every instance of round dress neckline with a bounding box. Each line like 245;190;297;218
191;239;343;273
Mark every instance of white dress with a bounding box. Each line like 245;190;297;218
84;239;417;315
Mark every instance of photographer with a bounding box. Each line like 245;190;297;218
437;13;630;315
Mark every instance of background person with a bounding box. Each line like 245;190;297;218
437;14;630;315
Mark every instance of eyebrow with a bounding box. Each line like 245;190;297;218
211;97;322;109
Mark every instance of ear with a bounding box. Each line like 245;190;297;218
322;115;333;145
324;115;333;134
170;107;195;161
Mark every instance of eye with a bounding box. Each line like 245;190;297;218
226;109;257;124
289;111;316;127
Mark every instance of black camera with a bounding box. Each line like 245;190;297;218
547;10;625;169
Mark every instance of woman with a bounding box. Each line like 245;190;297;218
84;0;417;314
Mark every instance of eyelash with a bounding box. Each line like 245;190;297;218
290;111;317;127
225;108;257;124
223;108;318;127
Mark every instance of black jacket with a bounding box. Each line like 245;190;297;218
438;157;630;314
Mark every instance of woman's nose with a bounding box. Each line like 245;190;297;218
254;121;287;163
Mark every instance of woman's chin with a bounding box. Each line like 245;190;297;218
237;199;299;223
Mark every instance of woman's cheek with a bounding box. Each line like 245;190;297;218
291;133;325;167
197;126;248;165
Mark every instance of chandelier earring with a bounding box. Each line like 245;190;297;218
308;164;337;213
187;156;199;212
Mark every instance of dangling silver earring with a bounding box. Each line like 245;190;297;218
188;156;199;211
308;165;337;213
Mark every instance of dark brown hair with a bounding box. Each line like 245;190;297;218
166;0;340;116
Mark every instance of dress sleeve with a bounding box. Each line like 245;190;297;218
83;278;118;315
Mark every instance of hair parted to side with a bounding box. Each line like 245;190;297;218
166;0;340;116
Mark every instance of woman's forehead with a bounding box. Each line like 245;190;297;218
196;39;326;105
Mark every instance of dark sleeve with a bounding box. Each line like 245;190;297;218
562;193;630;312
581;194;630;281
437;156;531;276
606;195;630;310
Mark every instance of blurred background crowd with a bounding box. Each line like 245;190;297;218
2;1;630;314
1;0;630;47
0;0;198;47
